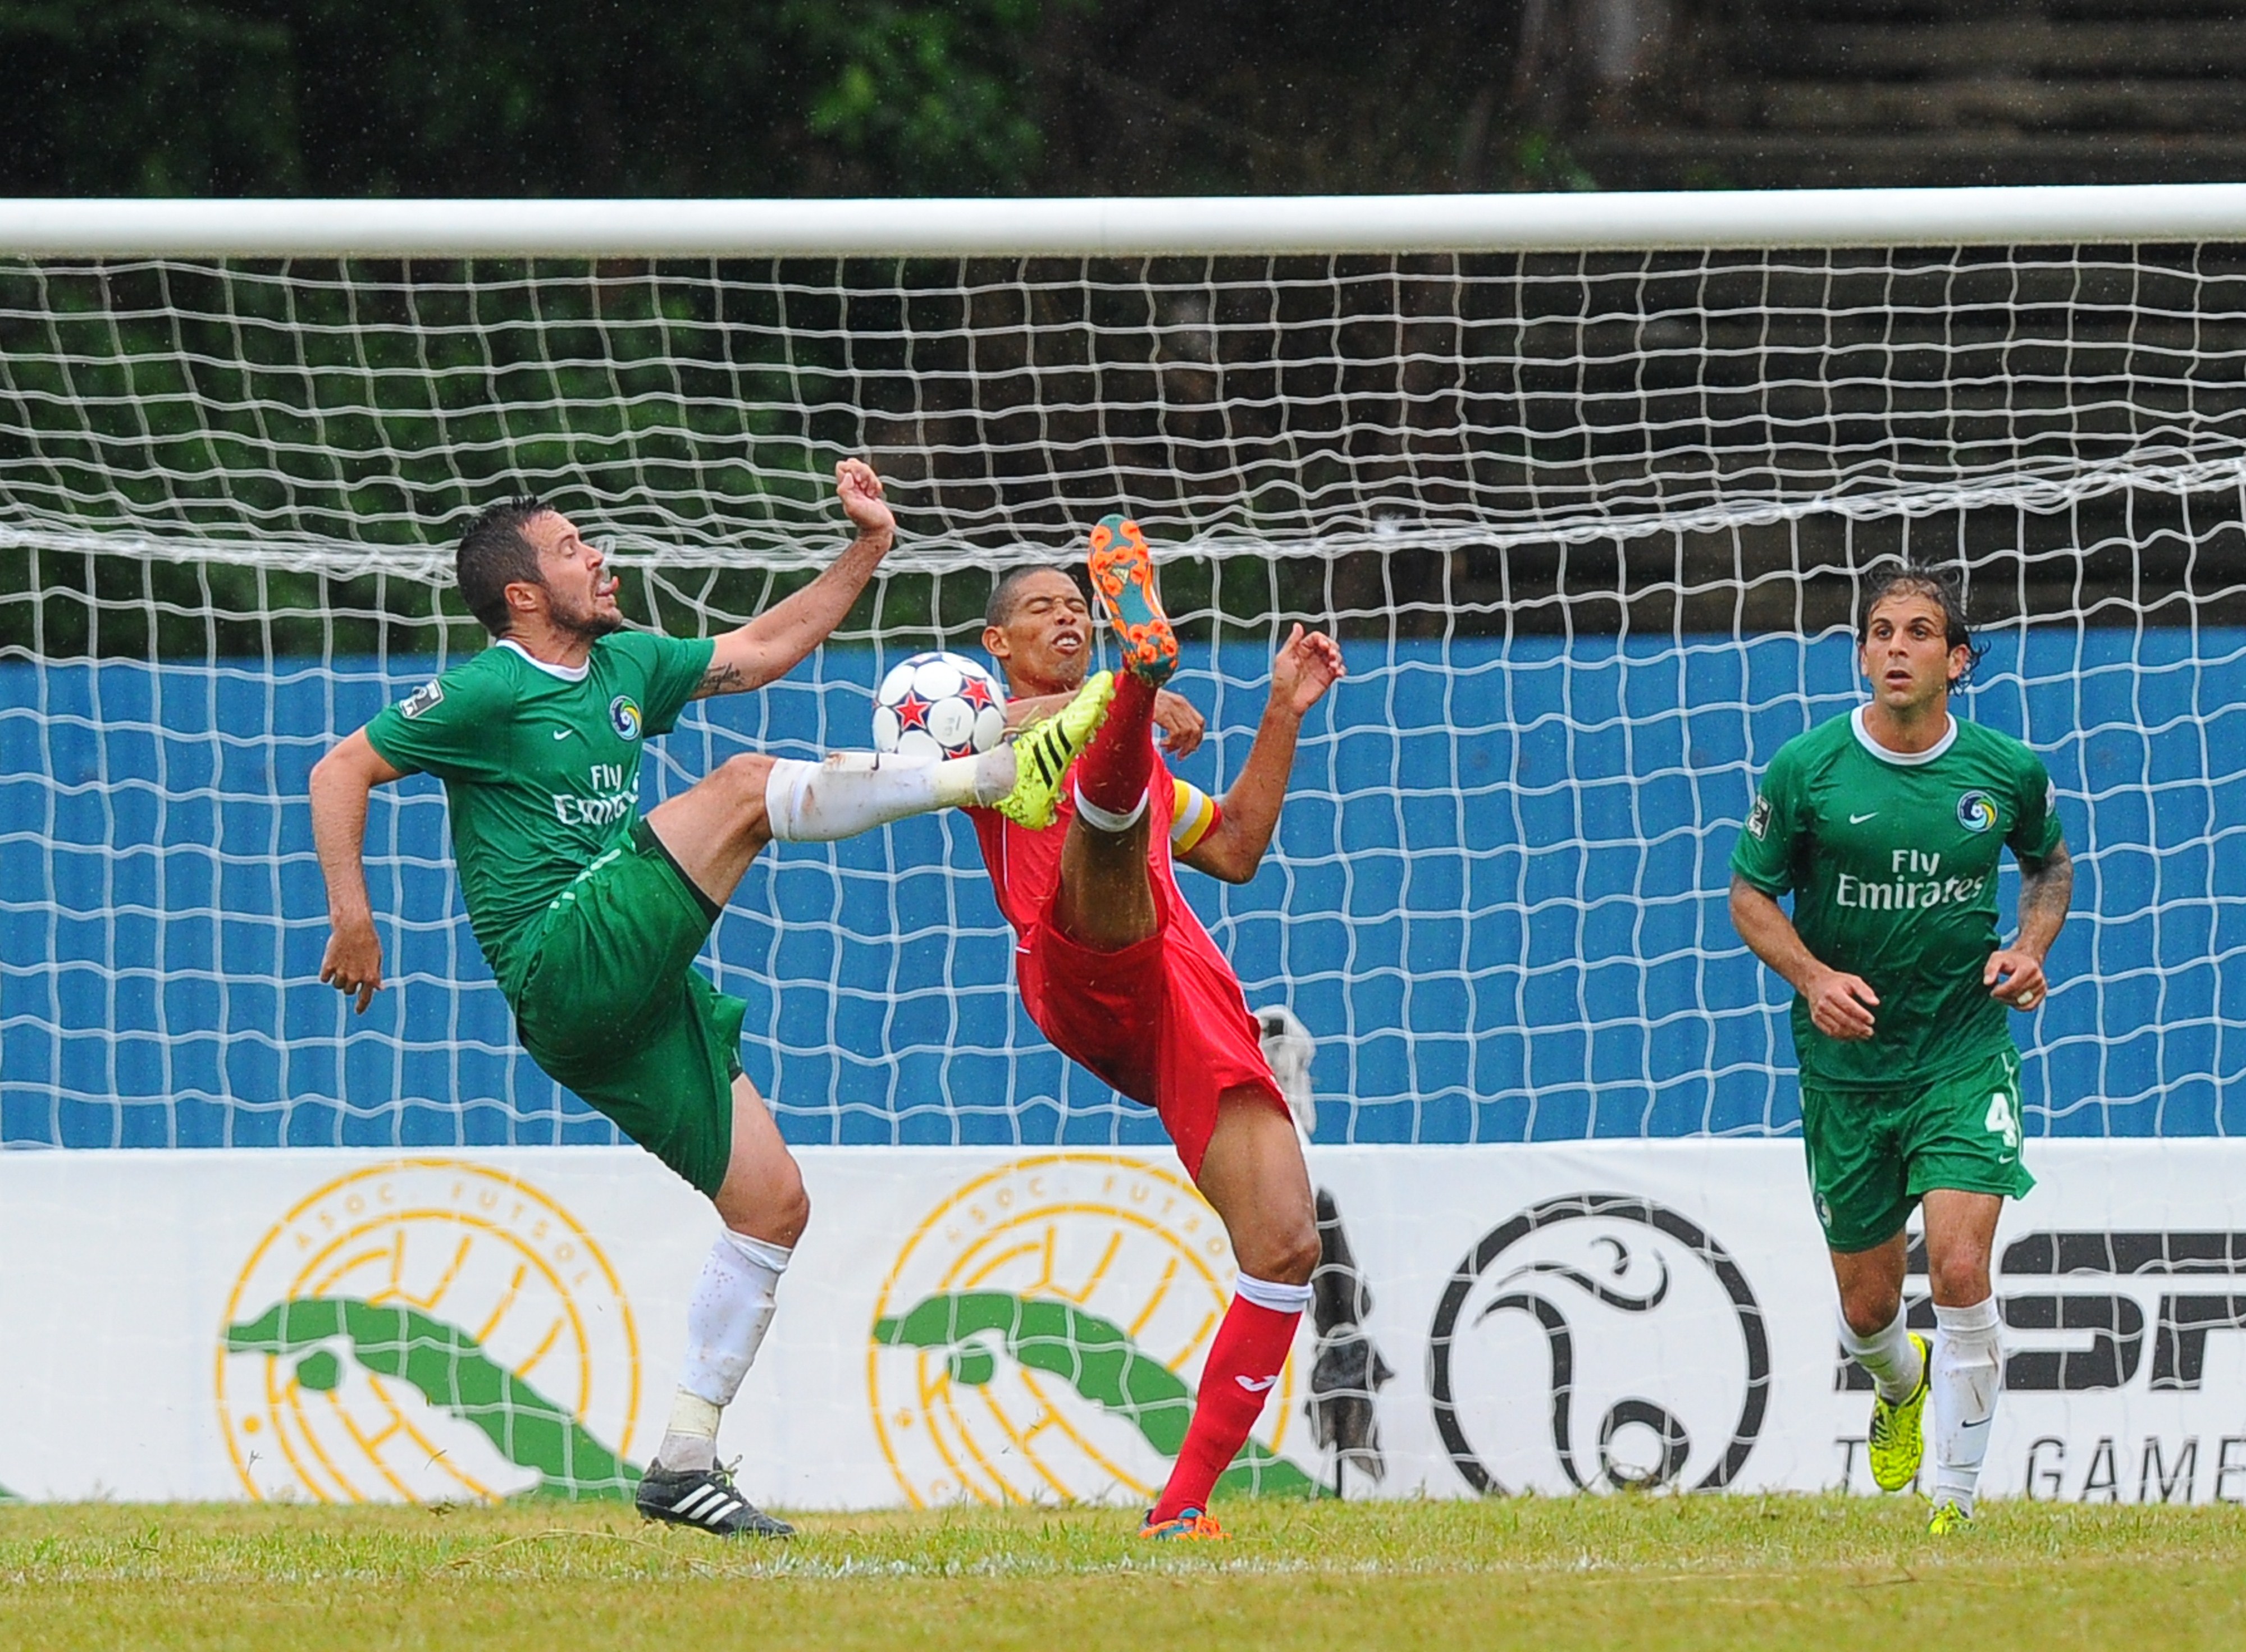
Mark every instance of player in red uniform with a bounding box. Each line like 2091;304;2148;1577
971;516;1346;1539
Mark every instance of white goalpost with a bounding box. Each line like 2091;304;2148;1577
6;188;2246;1508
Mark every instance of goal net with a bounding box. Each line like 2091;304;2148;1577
4;192;2244;1154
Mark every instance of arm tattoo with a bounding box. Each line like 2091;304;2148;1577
2018;841;2074;940
692;661;745;699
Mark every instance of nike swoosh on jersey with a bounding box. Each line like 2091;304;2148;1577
552;728;574;740
1850;811;1878;823
1234;1374;1277;1393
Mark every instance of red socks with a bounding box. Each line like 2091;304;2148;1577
1072;670;1157;822
1149;1275;1311;1521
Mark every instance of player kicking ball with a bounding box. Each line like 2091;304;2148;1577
973;517;1345;1540
1729;565;2072;1534
309;461;1108;1537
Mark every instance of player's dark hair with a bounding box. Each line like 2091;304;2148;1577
1857;562;1986;685
456;497;553;637
984;563;1080;631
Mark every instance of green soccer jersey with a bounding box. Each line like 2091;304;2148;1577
363;631;715;997
1729;706;2063;1091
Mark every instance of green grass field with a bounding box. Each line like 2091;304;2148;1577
3;1496;2243;1651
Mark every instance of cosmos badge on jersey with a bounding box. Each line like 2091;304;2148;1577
609;695;642;740
1955;790;1997;832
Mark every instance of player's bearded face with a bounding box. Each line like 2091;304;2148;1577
530;515;625;639
1860;593;1964;711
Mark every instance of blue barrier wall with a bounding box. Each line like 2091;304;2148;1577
3;628;2241;1149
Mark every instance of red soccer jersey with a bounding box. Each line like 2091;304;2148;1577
968;748;1282;1175
969;751;1229;969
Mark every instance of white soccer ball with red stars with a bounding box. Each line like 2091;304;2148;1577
871;650;1008;761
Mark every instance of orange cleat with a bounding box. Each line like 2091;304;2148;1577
1138;1507;1227;1541
1087;514;1179;687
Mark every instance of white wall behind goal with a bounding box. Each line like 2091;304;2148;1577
2;1141;2242;1509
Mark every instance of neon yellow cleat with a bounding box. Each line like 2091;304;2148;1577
1927;1500;1974;1536
1867;1331;1931;1493
994;670;1115;829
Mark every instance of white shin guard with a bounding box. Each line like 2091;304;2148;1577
1930;1297;2003;1512
655;1228;793;1472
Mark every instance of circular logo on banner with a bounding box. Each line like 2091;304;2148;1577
216;1160;641;1504
609;695;642;740
868;1154;1309;1508
1427;1193;1769;1494
1956;790;1998;832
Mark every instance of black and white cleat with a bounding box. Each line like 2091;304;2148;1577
634;1462;794;1538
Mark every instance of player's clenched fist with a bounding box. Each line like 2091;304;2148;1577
835;458;895;542
1805;967;1879;1040
1153;689;1206;757
1984;946;2047;1010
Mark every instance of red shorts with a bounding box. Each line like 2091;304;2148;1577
1017;918;1286;1178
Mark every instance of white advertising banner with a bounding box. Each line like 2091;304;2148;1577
3;1141;2243;1509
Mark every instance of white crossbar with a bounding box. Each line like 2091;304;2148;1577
8;184;2246;258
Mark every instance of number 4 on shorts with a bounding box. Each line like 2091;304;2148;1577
1985;1088;2021;1151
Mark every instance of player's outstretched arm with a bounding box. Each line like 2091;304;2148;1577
1986;835;2073;1010
1180;624;1344;884
311;729;407;1014
1728;872;1880;1040
692;458;898;699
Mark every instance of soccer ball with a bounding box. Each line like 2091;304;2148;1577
872;651;1008;761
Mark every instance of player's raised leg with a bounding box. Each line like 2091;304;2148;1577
1142;1089;1319;1539
1053;514;1175;948
647;689;1113;908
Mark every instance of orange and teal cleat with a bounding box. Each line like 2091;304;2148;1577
1138;1507;1227;1541
1087;514;1179;687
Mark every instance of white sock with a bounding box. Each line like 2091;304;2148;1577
1930;1297;2002;1513
1233;1271;1314;1314
655;1228;792;1472
763;749;1012;841
1838;1303;1924;1404
1072;782;1148;834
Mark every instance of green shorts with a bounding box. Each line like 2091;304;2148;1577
512;820;744;1198
1800;1048;2035;1253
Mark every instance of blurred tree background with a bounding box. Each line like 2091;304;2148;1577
0;0;1540;199
8;2;2244;199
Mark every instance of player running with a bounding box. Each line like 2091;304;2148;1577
309;461;1108;1537
973;516;1345;1540
1729;565;2072;1534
